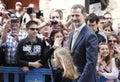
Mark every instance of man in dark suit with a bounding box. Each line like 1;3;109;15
68;4;98;82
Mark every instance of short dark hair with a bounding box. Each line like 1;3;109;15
86;13;99;24
98;16;105;20
71;4;86;14
26;20;38;29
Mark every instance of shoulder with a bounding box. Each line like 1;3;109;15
83;25;96;36
18;38;28;45
19;30;28;36
111;58;115;62
110;58;116;65
36;37;43;42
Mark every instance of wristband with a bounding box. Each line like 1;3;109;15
31;63;35;67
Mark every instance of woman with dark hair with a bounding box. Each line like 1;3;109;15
107;33;120;70
43;28;73;82
107;33;119;56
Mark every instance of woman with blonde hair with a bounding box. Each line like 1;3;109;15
53;47;79;81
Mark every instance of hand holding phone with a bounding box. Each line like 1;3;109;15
11;18;20;23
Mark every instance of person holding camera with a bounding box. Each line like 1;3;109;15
21;7;43;26
38;9;66;31
2;17;27;66
37;9;67;42
1;17;27;82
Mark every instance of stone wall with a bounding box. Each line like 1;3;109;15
105;0;120;30
40;0;120;30
40;0;85;22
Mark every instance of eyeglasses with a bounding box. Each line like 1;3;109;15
108;40;117;43
29;28;39;31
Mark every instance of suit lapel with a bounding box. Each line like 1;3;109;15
73;26;87;49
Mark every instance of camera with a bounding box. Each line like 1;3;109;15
27;7;34;14
35;10;44;18
50;20;58;25
11;18;20;23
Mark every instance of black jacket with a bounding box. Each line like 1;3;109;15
17;37;46;67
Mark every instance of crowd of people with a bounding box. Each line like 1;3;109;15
0;1;119;82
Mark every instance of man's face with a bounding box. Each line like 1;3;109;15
50;11;61;20
50;11;61;29
11;23;20;36
40;26;51;37
71;8;85;28
98;19;106;29
87;21;97;32
27;24;39;38
104;14;113;24
15;5;22;11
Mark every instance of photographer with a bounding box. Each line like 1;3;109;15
38;9;67;35
1;17;27;82
37;10;68;45
22;7;43;26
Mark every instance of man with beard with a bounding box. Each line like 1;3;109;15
68;4;99;82
103;12;113;25
103;12;118;35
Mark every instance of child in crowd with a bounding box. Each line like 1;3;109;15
53;47;79;82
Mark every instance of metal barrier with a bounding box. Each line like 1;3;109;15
0;66;119;82
0;66;54;82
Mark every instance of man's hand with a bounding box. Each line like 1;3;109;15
29;60;43;68
21;66;29;72
33;60;43;68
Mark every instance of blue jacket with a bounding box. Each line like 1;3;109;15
69;25;99;82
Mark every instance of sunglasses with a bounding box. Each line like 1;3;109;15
108;40;117;43
105;17;112;20
104;29;111;32
29;28;39;31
